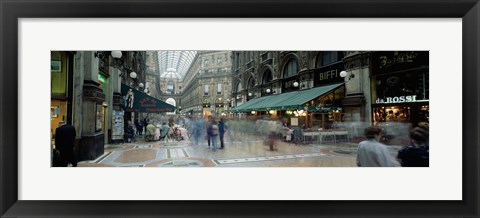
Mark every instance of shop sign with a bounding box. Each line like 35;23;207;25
313;62;344;86
375;95;417;104
372;51;428;75
282;75;299;92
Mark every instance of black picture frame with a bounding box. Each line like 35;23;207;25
1;0;479;217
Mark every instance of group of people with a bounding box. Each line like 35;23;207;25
124;117;182;143
356;123;429;167
205;116;227;151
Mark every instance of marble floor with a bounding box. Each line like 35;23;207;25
78;133;362;167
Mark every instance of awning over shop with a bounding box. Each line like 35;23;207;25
121;84;176;113
230;83;343;112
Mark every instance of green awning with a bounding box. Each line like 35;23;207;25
121;84;176;113
230;83;343;112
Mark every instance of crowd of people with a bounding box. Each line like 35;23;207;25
53;112;429;167
124;117;184;143
356;123;429;167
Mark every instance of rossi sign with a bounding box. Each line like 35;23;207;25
375;95;417;104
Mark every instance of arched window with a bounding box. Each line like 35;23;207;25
167;80;175;94
283;59;298;78
262;69;272;84
316;51;344;67
236;82;243;92
247;77;255;89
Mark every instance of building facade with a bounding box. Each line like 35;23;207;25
231;51;429;131
51;51;148;162
230;51;371;129
181;51;233;117
159;68;182;113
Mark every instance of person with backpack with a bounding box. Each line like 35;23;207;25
207;118;219;151
397;127;429;167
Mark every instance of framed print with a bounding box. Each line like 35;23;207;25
1;0;479;218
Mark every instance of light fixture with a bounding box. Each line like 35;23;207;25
236;96;240;100
251;111;256;114
130;72;137;79
340;70;355;80
111;51;122;59
266;88;271;93
139;83;144;88
248;92;252;97
293;81;299;87
269;110;274;114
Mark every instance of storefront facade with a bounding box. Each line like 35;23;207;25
367;51;429;145
370;51;429;127
51;51;75;147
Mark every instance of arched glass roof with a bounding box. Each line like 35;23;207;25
158;51;197;79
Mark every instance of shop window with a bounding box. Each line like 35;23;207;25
51;51;67;95
372;71;429;101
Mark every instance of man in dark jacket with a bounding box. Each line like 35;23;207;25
54;122;77;167
218;118;227;149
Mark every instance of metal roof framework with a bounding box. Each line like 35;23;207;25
158;51;197;79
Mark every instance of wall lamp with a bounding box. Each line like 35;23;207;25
129;72;137;79
293;81;299;87
266;88;271;93
111;51;122;59
340;70;355;80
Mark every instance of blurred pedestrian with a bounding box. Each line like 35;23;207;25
397;127;429;167
218;118;227;149
191;117;203;146
54;121;77;167
135;119;143;136
207;119;219;151
160;122;170;142
143;117;149;134
356;126;399;167
205;116;213;148
124;120;135;143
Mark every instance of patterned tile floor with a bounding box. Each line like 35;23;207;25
77;133;370;167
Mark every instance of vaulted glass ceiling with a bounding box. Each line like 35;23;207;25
158;51;197;79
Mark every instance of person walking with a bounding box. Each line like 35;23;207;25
218;118;227;149
54;121;77;167
397;127;429;167
191;117;203;146
135;119;143;136
207;119;219;151
356;126;399;167
205;116;213;148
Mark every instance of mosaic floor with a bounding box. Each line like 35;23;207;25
78;133;363;167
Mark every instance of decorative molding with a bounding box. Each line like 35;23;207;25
342;95;366;106
82;80;105;103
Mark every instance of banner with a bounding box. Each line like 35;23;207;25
121;84;176;113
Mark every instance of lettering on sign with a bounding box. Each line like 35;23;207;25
318;69;339;81
379;52;418;69
284;80;295;89
375;95;417;104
